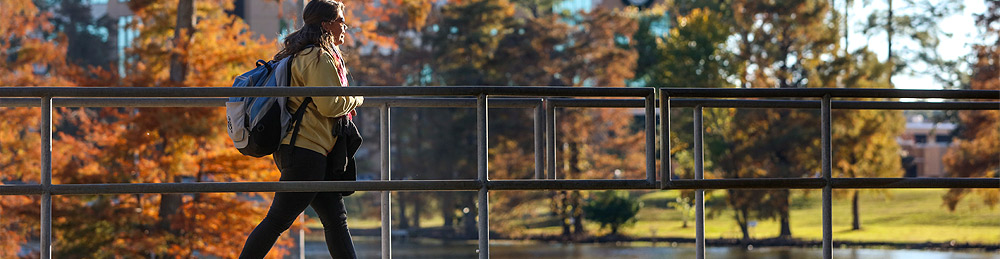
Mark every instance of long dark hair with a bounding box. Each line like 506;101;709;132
273;0;344;61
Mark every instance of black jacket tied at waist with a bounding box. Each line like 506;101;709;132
330;116;362;196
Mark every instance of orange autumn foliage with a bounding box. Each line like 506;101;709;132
4;0;282;257
4;0;456;256
942;0;1000;211
1;0;77;255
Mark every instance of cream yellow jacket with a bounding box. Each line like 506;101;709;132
280;46;363;155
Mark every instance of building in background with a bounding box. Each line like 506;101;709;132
553;0;666;12
555;0;662;13
83;0;300;74
898;115;956;177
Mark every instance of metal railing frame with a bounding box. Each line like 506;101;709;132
0;86;998;259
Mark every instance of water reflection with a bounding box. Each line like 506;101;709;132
298;237;1000;259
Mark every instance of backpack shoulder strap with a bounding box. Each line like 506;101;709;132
284;51;314;147
287;97;313;147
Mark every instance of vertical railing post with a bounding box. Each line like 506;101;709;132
40;96;53;259
694;105;705;259
660;90;671;189
299;216;305;259
380;104;392;259
534;100;544;179
545;98;556;179
477;93;490;259
821;94;833;259
645;90;656;185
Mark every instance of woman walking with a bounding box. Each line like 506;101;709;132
239;0;362;258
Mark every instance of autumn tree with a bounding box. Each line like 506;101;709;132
544;8;639;240
717;0;841;240
1;0;79;255
97;0;291;256
713;0;909;239
394;0;642;240
406;0;519;236
583;190;641;235
640;6;737;88
2;0;306;257
337;0;490;235
831;0;961;231
942;0;999;211
832;49;904;230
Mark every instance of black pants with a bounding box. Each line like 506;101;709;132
240;145;357;259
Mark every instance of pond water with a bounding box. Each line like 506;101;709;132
297;237;1000;259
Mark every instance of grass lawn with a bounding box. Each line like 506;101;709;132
316;189;999;244
624;189;1000;243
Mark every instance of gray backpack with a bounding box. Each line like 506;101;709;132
225;56;312;157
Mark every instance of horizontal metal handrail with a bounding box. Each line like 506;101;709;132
0;86;653;97
662;88;997;99
670;99;1000;110
2;86;998;259
0;86;995;99
831;178;1000;189
549;98;999;109
0;180;483;195
2;97;996;110
2;178;996;195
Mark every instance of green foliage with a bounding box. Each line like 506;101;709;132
431;0;515;85
638;190;679;208
583;190;642;235
517;189;999;243
859;0;968;87
652;8;738;88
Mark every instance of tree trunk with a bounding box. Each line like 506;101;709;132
558;191;571;239
737;207;750;242
413;196;422;229
158;136;181;232
682;209;689;228
565;141;585;239
398;193;409;230
844;0;850;56
779;210;792;238
778;190;792;238
887;0;894;88
158;176;183;257
441;193;454;227
463;193;477;238
159;0;193;234
852;190;861;230
158;193;182;230
169;0;194;84
571;190;585;238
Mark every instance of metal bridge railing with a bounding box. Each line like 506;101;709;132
0;86;998;259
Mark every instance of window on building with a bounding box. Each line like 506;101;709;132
914;134;927;144
935;135;951;144
554;0;594;14
229;0;246;20
117;16;137;76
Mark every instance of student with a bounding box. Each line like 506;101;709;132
240;0;362;258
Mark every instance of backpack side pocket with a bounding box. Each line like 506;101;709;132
226;101;249;148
